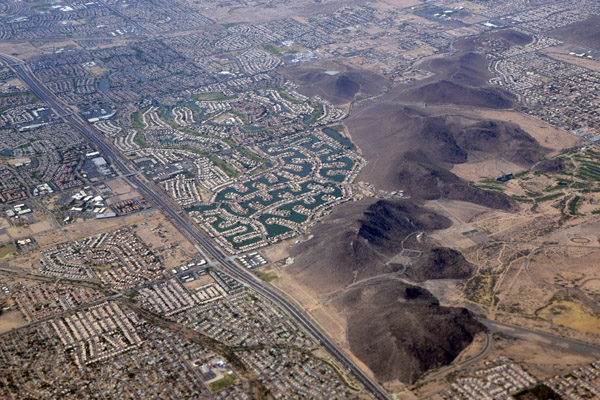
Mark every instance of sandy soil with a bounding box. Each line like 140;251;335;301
105;178;139;197
0;42;44;60
0;234;10;245
184;0;368;24
32;229;69;248
183;274;215;291
131;214;197;268
471;109;580;153
451;157;524;182
0;218;10;229
29;220;53;234
262;239;294;262
528;247;600;289
0;310;27;333
541;45;600;72
273;268;348;346
62;211;153;241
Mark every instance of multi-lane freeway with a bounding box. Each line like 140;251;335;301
0;54;390;400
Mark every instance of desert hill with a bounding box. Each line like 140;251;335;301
408;247;474;281
282;62;389;105
335;281;485;384
548;15;600;51
455;29;533;53
346;105;548;208
288;198;484;383
343;44;549;207
401;79;513;109
289;199;473;292
282;36;551;386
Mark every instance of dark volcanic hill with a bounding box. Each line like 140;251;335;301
282;62;388;105
455;29;533;52
398;51;515;107
336;282;485;384
548;15;600;51
342;44;548;207
285;38;550;387
289;199;472;292
401;79;513;109
289;198;484;383
534;158;566;173
346;105;547;208
408;247;473;281
493;29;533;46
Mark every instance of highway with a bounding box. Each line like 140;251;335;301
481;318;600;356
0;54;390;400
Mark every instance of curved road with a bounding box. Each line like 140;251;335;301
0;55;390;400
523;244;600;314
423;331;493;381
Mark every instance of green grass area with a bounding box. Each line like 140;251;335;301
181;146;209;156
210;156;239;178
535;192;564;202
511;196;534;203
525;191;540;198
275;88;303;104
201;111;219;122
29;1;51;9
209;374;236;392
237;147;268;163
474;184;505;192
229;110;249;126
480;180;505;185
264;44;283;57
0;92;29;98
134;132;150;148
305;103;324;125
513;170;530;178
556;170;574;176
191;92;237;102
157;107;179;129
249;164;269;175
568;195;581;215
461;229;478;236
255;271;278;282
191;107;202;121
0;244;17;259
581;160;600;169
132;107;150;130
543;185;564;192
